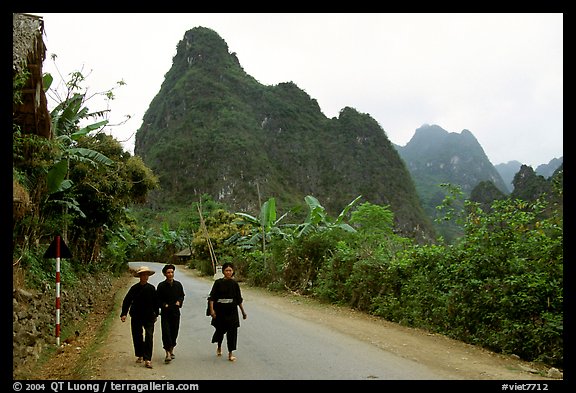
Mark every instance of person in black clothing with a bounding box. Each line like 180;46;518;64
120;266;158;369
156;263;185;363
208;262;247;361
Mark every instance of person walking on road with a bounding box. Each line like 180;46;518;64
156;263;185;363
120;266;159;369
208;262;247;361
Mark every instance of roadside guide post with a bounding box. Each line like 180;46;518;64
43;235;72;346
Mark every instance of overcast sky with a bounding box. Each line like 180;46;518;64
33;13;563;168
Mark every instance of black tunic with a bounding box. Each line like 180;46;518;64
120;282;158;321
156;280;185;316
209;278;243;330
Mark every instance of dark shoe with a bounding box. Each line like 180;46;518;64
171;353;175;359
136;357;143;363
145;360;153;368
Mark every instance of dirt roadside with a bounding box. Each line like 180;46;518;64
30;272;562;381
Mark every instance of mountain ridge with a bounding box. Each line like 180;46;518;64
134;26;436;242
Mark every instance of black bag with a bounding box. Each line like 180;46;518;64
206;298;210;316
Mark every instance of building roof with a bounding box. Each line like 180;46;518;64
174;248;192;257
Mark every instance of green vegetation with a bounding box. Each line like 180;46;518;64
174;188;562;367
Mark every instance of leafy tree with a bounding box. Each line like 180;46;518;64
469;180;506;212
349;202;394;236
434;183;466;242
51;131;157;265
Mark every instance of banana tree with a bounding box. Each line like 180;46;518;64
233;197;291;250
45;72;113;191
43;74;114;239
232;197;292;280
295;195;362;238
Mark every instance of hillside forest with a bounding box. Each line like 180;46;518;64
12;16;563;371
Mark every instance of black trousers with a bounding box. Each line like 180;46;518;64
130;317;155;361
211;326;238;352
161;314;180;351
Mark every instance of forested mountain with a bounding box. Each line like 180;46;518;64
134;27;435;242
395;124;509;213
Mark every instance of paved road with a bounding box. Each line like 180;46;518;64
101;261;447;380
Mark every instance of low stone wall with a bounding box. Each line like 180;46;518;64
13;272;116;377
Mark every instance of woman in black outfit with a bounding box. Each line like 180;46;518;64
208;262;247;361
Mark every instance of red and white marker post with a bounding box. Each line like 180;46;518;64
43;235;71;346
55;235;61;346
